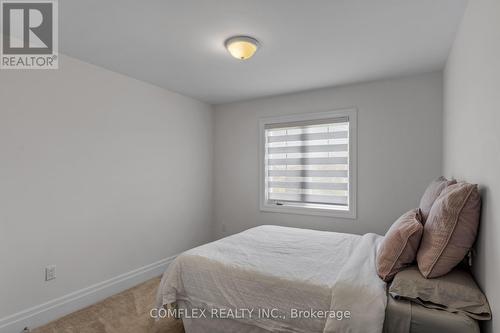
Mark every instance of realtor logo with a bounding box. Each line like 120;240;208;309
1;0;58;69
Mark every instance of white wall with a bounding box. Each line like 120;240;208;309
0;56;214;322
214;72;443;238
443;0;500;332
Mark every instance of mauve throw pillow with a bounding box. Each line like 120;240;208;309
376;209;423;282
417;182;481;278
419;177;456;223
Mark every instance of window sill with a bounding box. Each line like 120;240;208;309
260;203;356;219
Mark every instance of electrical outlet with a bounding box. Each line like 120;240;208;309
45;265;56;281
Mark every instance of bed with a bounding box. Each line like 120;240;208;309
157;225;479;333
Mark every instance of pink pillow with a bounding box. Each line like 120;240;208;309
417;182;481;278
377;209;424;282
419;177;456;223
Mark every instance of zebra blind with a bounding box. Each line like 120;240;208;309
264;117;350;210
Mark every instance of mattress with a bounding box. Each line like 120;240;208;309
384;295;480;333
157;225;387;333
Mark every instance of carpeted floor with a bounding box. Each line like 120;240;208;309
32;277;184;333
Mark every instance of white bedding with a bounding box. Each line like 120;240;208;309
157;225;386;333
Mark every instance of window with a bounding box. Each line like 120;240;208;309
259;109;357;218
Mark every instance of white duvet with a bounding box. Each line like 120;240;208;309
157;225;386;333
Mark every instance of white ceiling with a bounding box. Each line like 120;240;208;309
61;0;467;104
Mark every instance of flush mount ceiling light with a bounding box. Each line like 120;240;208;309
225;36;260;60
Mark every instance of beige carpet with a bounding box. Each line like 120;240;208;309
33;277;184;333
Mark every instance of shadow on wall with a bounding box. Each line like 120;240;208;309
475;186;494;333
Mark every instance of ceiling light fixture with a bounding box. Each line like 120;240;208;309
225;36;260;60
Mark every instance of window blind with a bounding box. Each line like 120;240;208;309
264;117;350;209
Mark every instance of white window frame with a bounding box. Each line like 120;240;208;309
259;108;357;219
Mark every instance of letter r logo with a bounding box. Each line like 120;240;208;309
2;2;53;54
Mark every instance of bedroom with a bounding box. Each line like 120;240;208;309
0;0;498;332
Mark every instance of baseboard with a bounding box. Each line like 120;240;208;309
0;254;177;333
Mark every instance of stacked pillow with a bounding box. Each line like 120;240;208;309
389;266;491;320
376;209;423;282
418;181;481;278
376;177;481;281
418;176;456;222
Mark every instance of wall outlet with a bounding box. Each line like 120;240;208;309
45;265;56;281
